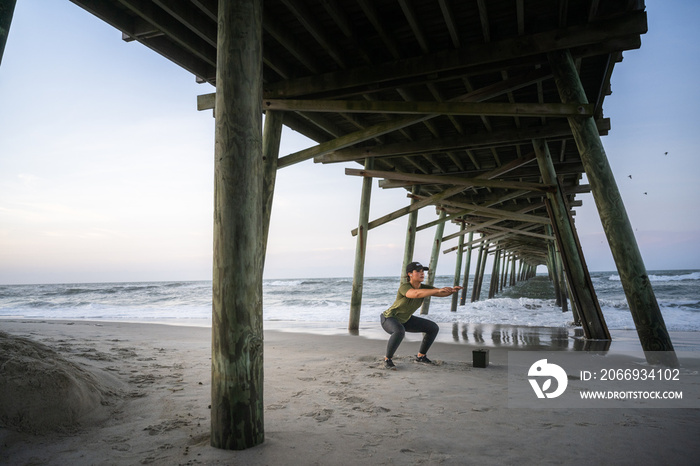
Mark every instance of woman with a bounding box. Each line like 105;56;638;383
381;261;463;369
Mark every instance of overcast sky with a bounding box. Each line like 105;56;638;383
1;0;699;285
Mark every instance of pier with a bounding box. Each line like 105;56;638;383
1;0;677;450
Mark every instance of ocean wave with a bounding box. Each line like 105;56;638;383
2;273;699;331
608;271;700;282
264;280;304;287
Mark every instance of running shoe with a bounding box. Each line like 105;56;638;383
414;355;433;364
384;358;396;370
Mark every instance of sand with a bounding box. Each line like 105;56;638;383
1;319;699;465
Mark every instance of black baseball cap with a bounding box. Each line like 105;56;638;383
406;262;429;274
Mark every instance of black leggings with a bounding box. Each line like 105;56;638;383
380;314;439;359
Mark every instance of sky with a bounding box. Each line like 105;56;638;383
0;0;699;285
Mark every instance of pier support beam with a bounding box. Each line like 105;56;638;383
533;138;609;339
400;185;420;283
488;248;501;299
262;111;284;267
471;241;485;302
474;243;490;302
0;0;16;67
421;210;446;315
211;0;264;450
349;158;374;331
460;231;475;305
451;220;465;311
545;225;562;307
550;49;676;359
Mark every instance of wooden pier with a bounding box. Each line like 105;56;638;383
2;0;678;450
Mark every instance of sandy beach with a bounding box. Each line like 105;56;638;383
1;319;699;465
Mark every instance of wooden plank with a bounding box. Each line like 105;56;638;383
348;152;540;237
345;167;555;193
487;224;555;241
264;11;646;98
350;185;465;236
262;99;593;117
318;119;610;164
199;67;551;112
274;69;550;168
117;0;217;66
438;201;551;226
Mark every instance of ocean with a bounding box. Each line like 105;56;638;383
1;270;699;334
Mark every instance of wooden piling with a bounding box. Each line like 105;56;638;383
545;225;562;307
549;49;676;360
460;231;474;305
0;0;16;67
400;185;420;283
349;158;374;330
421;210;446;315
518;259;524;282
451;220;465;311
475;243;490;301
262;111;283;268
534;138;609;340
558;252;569;314
211;0;264;450
471;241;485;302
488;249;501;299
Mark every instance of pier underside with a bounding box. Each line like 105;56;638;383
3;0;678;450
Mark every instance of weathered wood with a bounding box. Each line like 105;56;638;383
261;99;592;117
278;115;420;169
451;221;465;311
264;11;646;98
421;210;447;315
198;92;216;110
400;186;421;283
349;158;374;331
440;202;545;241
443;224;542;254
345;167;554;193
471;241;485;302
534;138;609;340
319;119;610;164
262;111;284;268
474;243;490;301
549;49;676;361
211;0;264;450
0;0;16;67
486;225;555;241
351;185;464;237
437;202;551;227
460;231;475;305
271;68;550;168
545;225;562;307
488;249;501;299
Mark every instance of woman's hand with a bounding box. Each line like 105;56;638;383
435;286;463;296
